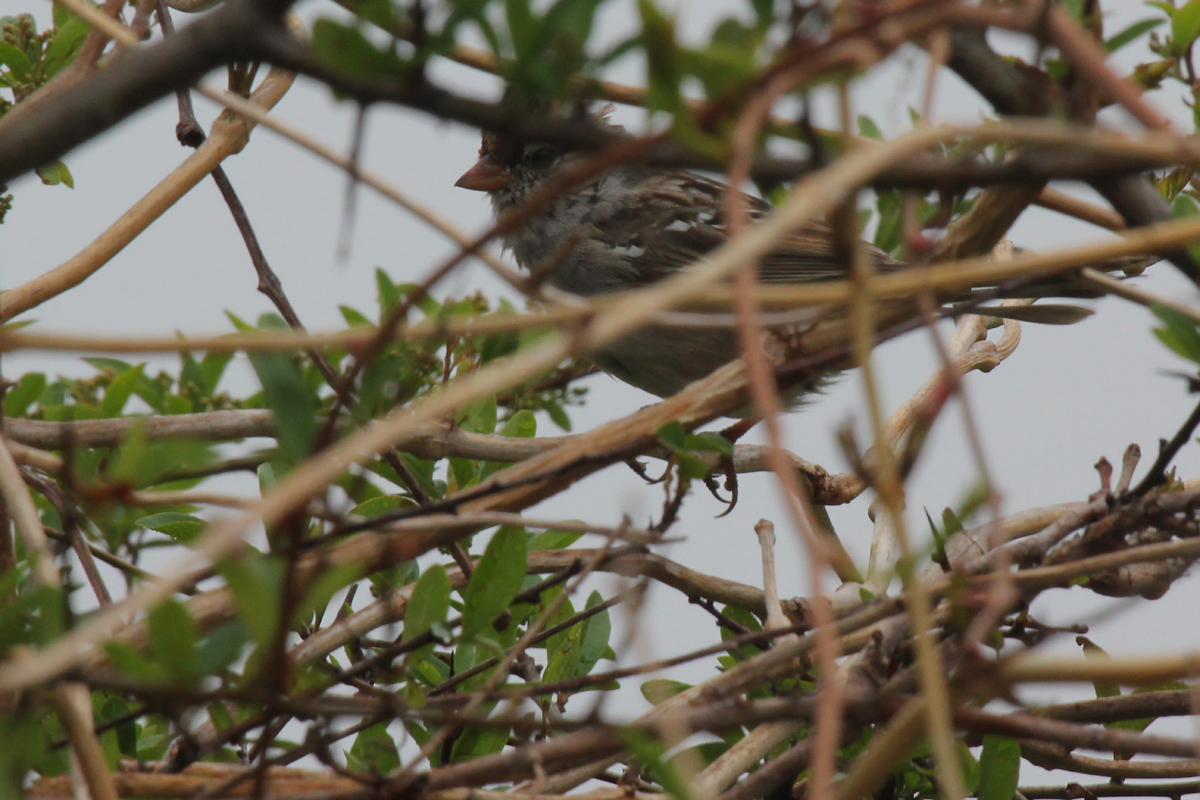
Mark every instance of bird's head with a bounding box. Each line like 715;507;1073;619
456;106;620;209
455;132;570;210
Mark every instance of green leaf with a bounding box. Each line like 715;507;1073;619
450;456;479;489
376;269;400;315
248;351;318;465
638;0;681;112
656;421;688;451
103;364;146;417
38;378;67;408
339;305;372;327
717;605;764;661
1077;636;1121;698
460;526;527;640
749;0;773;28
104;640;163;683
977;736;1020;800
344;722;399;774
207;700;235;733
683;431;733;455
180;350;206;399
499;409;537;438
479;409;538;480
352;495;416;518
105;425;149;485
40;403;103;423
449;723;509;762
194;622;247;678
621;729;693;800
43;16;88;78
137;512;206;545
857;115;882;140
83;357;134;372
538;585;576;656
543;591;610;683
395;281;440;316
199;350;234;397
1176;191;1200;259
218;555;284;651
53;2;74;26
941;506;964;537
1061;0;1085;20
370;560;420;595
337;472;385;505
134;716;172;761
527;529;582;551
478;328;519;364
294;563;362;630
400;453;442;499
459;396;498;434
542;0;604;54
1152;304;1200;364
641;678;691;705
402;565;450;665
128;371;167;414
873;190;904;255
505;0;537;61
311;19;402;81
1105;17;1164;52
680;34;755;98
452;637;503;692
958;738;980;793
258;461;284;496
35;160;74;188
544;400;572;431
108;434;216;489
1173;1;1200;55
4;372;46;417
96;694;137;760
0;41;33;81
677;453;709;480
711;16;756;50
1109;681;1192;732
226;311;254;334
1173;193;1199;219
148;599;200;685
578;591;611;668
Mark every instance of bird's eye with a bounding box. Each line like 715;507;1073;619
526;147;557;168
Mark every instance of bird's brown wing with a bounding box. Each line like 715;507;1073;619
595;172;897;286
593;173;1112;326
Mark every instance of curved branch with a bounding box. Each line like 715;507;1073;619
4;410;859;501
1;68;294;323
0;0;1179;194
957;707;1200;759
0;0;289;185
1020;739;1200;779
1018;780;1200;799
944;23;1200;287
1031;689;1200;726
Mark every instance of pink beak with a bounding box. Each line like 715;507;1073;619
455;155;509;191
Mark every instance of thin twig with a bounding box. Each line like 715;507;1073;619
1130;395;1200;496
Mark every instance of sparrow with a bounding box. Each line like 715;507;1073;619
455;128;1099;405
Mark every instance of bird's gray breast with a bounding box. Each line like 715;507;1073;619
500;173;841;407
505;175;647;296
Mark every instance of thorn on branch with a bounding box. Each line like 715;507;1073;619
1115;444;1141;496
625;458;665;484
1092;456;1113;500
